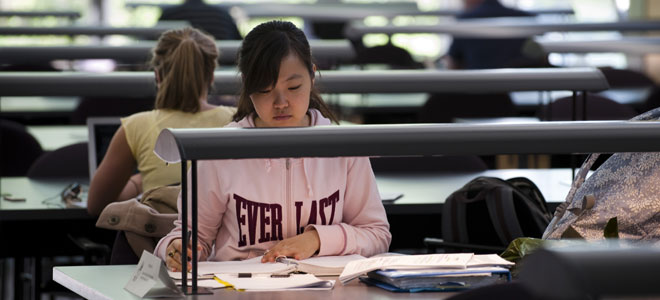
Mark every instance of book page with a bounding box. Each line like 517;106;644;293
168;257;294;279
339;253;473;284
296;254;366;268
287;254;366;276
298;254;366;275
466;254;514;267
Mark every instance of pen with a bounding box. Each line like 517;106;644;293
234;273;291;278
2;195;26;202
187;230;193;261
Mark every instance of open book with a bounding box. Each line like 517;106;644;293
168;254;365;279
338;253;513;284
273;255;367;276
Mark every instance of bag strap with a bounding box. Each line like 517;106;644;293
442;178;494;244
442;192;470;244
484;186;524;246
506;177;551;217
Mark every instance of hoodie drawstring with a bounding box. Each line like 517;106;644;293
265;159;272;173
302;158;313;198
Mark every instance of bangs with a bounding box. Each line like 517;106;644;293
243;32;290;94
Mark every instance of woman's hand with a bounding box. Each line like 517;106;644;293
261;228;320;263
165;238;202;272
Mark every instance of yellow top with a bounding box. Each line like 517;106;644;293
122;106;236;192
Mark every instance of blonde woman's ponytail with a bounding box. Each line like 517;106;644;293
152;27;218;113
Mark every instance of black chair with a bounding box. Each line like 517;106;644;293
27;142;89;178
418;94;517;168
541;94;638;122
597;67;656;114
309;19;424;70
419;93;518;124
109;231;140;265
353;42;425;70
159;0;242;41
25;143;112;299
0;119;44;176
598;67;655;88
641;85;660;113
20;142;111;299
26;142;111;263
542;94;638;169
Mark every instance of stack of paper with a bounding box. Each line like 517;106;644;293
339;253;514;292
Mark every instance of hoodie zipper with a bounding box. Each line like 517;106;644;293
286;158;293;237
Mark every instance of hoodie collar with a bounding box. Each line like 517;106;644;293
227;108;331;128
227;109;332;198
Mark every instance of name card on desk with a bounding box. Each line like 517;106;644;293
125;250;183;298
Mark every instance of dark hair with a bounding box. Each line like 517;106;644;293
151;27;218;113
234;20;338;123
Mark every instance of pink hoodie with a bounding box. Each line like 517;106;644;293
155;109;391;261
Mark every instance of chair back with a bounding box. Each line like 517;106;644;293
0;119;44;176
598;67;655;88
27;142;89;178
543;94;637;121
419;93;517;124
354;43;424;69
642;85;660;113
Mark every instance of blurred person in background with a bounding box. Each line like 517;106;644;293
443;0;549;69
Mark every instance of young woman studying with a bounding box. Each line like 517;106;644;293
156;20;391;272
87;27;236;216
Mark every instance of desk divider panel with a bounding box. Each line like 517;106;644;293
0;40;355;65
345;20;660;39
0;68;609;97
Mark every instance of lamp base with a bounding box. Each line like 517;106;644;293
183;286;213;295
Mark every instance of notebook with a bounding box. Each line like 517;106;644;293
86;117;122;179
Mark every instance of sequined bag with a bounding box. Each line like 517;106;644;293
543;108;660;240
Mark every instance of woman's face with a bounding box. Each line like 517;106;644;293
250;53;313;128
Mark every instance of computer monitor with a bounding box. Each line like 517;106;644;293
86;117;121;180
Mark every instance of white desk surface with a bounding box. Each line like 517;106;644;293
53;264;456;300
0;177;89;220
0;96;79;112
376;168;573;206
0;167;571;215
27;125;88;151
